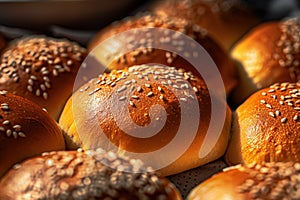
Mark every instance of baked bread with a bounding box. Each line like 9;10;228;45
0;90;65;177
0;36;87;119
230;18;300;105
187;162;300;200
0;148;182;200
226;82;300;165
59;64;232;176
88;13;237;96
151;0;259;50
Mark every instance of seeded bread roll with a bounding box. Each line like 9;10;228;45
151;0;259;50
187;162;300;200
0;90;65;178
226;82;300;166
0;148;182;200
230;18;300;105
59;64;232;176
0;36;87;119
88;13;237;96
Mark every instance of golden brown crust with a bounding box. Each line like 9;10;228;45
88;13;238;96
0;90;65;178
187;162;300;200
59;64;232;176
230;18;300;105
0;36;87;119
0;149;182;200
226;82;300;165
151;0;258;50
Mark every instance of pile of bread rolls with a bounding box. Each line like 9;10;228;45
1;0;300;199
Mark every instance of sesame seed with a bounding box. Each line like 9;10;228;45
124;80;132;85
260;100;266;104
145;83;151;88
13;131;17;139
119;96;126;101
132;95;139;99
269;112;275;118
266;104;272;109
6;129;11;137
268;89;275;93
43;92;48;100
129;101;135;107
28;79;34;85
193;87;198;93
35;89;41;96
3;120;9;125
0;127;4;131
180;97;187;102
293;115;298;121
0;90;7;95
262;92;267;96
281;117;287;123
117;86;127;93
137;86;142;92
294;107;300;110
27;85;33;92
13;125;21;131
147;92;154;97
275;110;281;116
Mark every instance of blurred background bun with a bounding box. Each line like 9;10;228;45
88;13;238;96
150;0;259;50
0;90;65;178
0;148;182;200
230;18;300;105
0;36;87;119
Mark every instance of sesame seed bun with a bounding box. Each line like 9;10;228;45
0;90;65;178
226;82;300;166
151;0;259;50
87;13;238;96
230;18;300;105
0;36;87;120
59;64;232;176
187;162;300;200
0;148;182;200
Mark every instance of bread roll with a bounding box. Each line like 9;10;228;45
88;13;237;96
187;162;300;200
226;82;300;165
59;64;231;176
230;18;300;105
0;90;65;177
0;36;87;119
151;0;259;50
0;148;182;200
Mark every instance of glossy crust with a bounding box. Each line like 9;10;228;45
226;82;300;165
88;13;237;96
151;0;258;50
187;162;300;200
0;36;87;119
59;64;232;176
0;149;182;200
230;18;300;105
0;90;65;178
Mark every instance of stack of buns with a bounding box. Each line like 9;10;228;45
2;1;300;199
